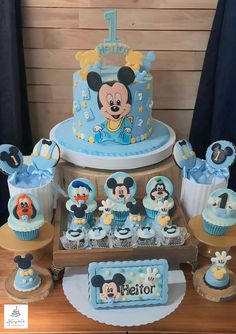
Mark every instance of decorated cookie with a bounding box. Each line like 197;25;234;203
173;139;196;171
0;144;23;175
143;176;174;218
14;254;41;292
31;138;60;170
98;199;114;229
204;251;232;289
206;140;236;170
203;188;236;235
89;259;168;308
7;193;44;240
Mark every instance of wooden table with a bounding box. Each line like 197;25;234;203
0;244;236;333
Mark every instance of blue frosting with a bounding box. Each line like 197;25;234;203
204;265;230;289
14;267;41;292
73;66;153;144
53;118;170;157
89;259;168;309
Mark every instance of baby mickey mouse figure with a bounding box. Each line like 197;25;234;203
91;273;126;304
87;66;135;144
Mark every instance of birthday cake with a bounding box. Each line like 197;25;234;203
50;10;175;169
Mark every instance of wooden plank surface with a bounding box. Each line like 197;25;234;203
22;8;215;30
0;246;235;333
24;49;205;70
23;28;210;51
21;0;218;9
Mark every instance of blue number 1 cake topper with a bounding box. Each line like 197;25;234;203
104;10;121;44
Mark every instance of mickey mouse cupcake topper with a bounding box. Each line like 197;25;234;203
104;172;137;204
0;144;24;175
206;140;236;170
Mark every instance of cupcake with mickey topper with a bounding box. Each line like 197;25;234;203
113;225;134;248
69;204;89;229
64;227;86;249
143;176;174;219
66;178;97;225
202;188;236;235
14;254;41;292
157;214;189;246
104;172;137;224
7;193;44;240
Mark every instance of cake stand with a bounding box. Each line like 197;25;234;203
0;222;54;303
50;118;176;170
188;215;236;257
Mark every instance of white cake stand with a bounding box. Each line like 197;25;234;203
50;118;176;170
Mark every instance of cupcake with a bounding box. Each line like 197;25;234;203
104;172;137;223
66;178;97;225
88;226;109;248
65;227;86;249
113;226;133;247
14;254;41;292
136;225;156;247
7;193;44;240
202;188;236;235
143;176;174;219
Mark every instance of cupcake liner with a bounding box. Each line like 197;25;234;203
90;236;109;248
136;236;156;247
113;210;129;222
144;208;158;219
113;237;133;248
13;229;40;240
203;220;230;236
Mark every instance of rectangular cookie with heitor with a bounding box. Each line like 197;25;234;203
88;259;168;309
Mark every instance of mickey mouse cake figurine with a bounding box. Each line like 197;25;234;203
125;201;143;227
66;178;97;224
14;254;41;292
204;251;232;290
104;172;137;223
143;176;174;219
87;66;135;144
7;193;44;240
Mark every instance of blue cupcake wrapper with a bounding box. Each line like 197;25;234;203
13;229;40;240
144;208;158;219
113;211;129;222
203;220;229;236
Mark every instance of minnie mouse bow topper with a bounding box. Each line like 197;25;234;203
0;138;60;176
173;139;236;183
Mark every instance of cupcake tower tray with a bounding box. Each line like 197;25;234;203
53;198;198;271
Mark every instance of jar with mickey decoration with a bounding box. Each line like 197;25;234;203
173;139;236;218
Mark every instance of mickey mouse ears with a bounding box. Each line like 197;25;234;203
0;144;23;175
31;138;60;170
206;140;236;170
